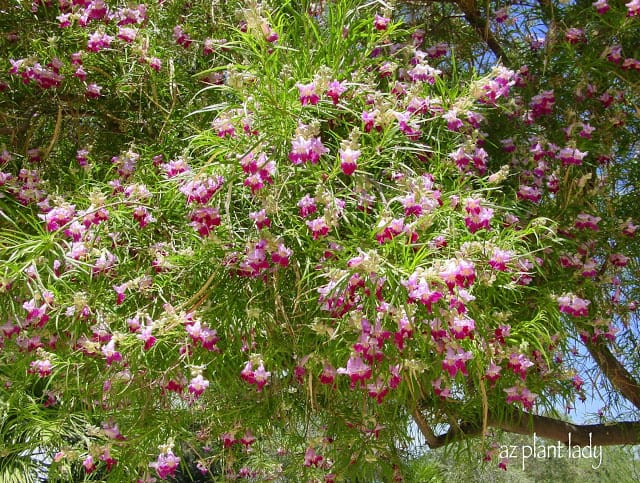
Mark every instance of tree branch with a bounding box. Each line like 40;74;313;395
413;405;640;449
411;407;440;447
399;0;511;68
455;0;512;68
584;340;640;411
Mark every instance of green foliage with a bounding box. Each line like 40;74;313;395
0;0;639;480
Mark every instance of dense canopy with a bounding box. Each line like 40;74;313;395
0;0;639;481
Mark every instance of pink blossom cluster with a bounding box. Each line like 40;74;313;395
609;253;629;267
464;197;494;233
425;42;448;58
558;147;588;166
529;89;555;118
439;259;476;291
39;203;76;231
403;273;444;313
185;318;219;351
188;374;209;398
82;455;96;473
296;81;320;105
116;4;147;25
607;45;624;64
306;217;330;240
117;26;137;43
507;352;534;379
327;80;347;104
8;58;64;89
149;450;180;479
87;31;113;52
337;354;372;388
373;14;390;30
24;297;51;328
494;7;509;23
297;194;317;217
1;321;20;340
235;238;292;277
443;109;463;131
579;323;619;344
450;316;475;339
99;448;117;472
188;206;221;236
111;150;139;178
621;57;640;71
361;109;380;133
319;363;337;385
345;323;379;367
304;446;325;467
289;134;329;165
367;377;389;404
131;206;154;228
239;151;276;193
394;110;422;139
1;169;46;205
574;213;601;231
101;339;122;365
593;0;609;14
442;346;473;377
565;28;585;44
432;376;451;398
173;25;192;48
375;217;409;244
295;79;347;106
622;220;638;237
449;145;489;175
626;0;640;16
136;325;156;350
212;115;235;138
29;358;52;377
504;385;538;410
339;147;360;176
317;272;376;317
240;360;271;392
485;360;502;383
179;176;225;204
407;62;441;83
249;209;270;230
488;248;514;271
398;174;442;217
557;293;590;317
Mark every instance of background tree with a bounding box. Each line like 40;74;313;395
408;431;640;482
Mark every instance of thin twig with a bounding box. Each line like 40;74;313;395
42;105;63;161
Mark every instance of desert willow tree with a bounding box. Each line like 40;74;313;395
0;0;638;480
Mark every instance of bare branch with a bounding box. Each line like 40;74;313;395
413;405;640;449
411;407;440;447
584;340;640;411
